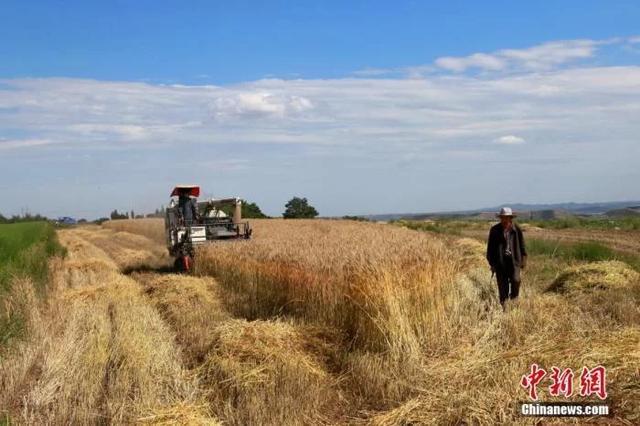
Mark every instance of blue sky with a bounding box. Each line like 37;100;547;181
1;1;640;218
3;1;639;83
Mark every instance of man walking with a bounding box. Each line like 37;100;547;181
486;207;527;307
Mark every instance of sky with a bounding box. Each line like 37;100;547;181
1;0;640;219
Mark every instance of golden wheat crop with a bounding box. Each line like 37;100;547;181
192;219;640;423
197;219;461;346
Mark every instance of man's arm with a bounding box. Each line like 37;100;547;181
486;227;496;270
517;226;527;256
517;225;527;268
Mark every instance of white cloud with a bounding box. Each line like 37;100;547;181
434;39;600;73
210;92;313;120
68;124;151;141
352;37;634;79
494;135;525;145
352;67;393;77
2;64;640;153
435;53;506;72
0;138;53;150
498;40;597;70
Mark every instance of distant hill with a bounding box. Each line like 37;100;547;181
605;206;640;217
482;201;640;216
473;209;572;221
366;200;640;221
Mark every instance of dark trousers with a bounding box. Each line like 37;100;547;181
496;258;520;305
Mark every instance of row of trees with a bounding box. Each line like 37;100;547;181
3;196;321;225
109;209;148;220
108;197;319;220
0;213;49;224
2;196;321;226
111;197;318;220
1;198;319;224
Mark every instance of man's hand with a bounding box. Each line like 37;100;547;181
521;256;527;269
490;265;495;273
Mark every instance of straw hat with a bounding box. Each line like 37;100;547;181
497;207;517;217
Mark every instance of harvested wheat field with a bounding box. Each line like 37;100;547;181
0;228;215;424
1;219;639;424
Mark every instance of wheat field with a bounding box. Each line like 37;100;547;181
1;218;638;424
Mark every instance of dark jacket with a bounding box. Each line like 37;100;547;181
486;222;527;269
178;195;198;222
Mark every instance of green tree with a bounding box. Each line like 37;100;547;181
283;197;319;219
242;201;268;218
4;213;49;223
220;200;268;219
110;210;127;220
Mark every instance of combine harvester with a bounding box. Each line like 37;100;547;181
165;185;252;271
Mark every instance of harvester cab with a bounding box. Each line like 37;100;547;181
165;185;252;271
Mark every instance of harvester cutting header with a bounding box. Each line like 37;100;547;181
165;185;252;271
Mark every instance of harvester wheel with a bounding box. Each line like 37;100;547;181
174;255;193;273
173;257;183;271
183;255;193;272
